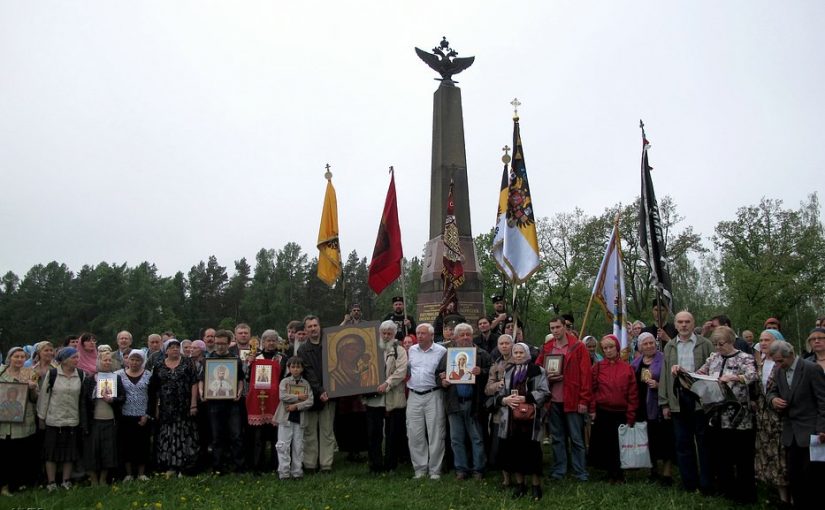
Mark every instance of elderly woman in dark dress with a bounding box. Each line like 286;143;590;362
0;347;39;495
490;342;549;501
630;332;674;485
81;350;125;486
148;339;199;477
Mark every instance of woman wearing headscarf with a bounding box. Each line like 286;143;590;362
187;339;210;470
36;347;85;491
485;334;514;483
148;339;199;477
76;333;99;377
583;336;603;365
30;341;57;382
80;350;125;486
116;349;152;481
753;328;789;505
694;326;757;504
630;332;674;485
589;334;638;484
0;347;39;495
490;342;549;500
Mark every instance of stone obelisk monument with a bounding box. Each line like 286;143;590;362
414;37;485;326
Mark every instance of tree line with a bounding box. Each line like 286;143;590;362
1;194;822;354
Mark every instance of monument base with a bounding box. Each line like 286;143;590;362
415;236;485;331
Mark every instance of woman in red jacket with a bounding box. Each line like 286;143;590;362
588;334;638;483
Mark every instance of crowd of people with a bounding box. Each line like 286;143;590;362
1;296;824;508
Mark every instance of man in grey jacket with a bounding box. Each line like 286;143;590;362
767;338;825;508
658;311;713;494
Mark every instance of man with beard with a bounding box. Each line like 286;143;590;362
384;297;416;341
246;329;285;473
340;304;365;326
363;321;408;473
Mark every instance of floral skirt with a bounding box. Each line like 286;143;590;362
156;417;199;470
754;402;788;487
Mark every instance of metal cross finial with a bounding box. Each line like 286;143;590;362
510;98;521;118
389;165;394;174
639;119;647;139
501;145;511;165
324;163;332;180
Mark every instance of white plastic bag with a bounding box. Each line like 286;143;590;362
618;422;652;469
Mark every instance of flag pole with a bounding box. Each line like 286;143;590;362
511;280;519;342
579;212;621;339
390;165;410;338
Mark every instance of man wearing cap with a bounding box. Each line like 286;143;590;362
384;297;416;341
488;295;511;336
340;304;364;326
406;323;447;479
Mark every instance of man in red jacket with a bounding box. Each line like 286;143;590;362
536;316;592;481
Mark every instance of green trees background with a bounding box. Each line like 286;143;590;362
1;194;822;354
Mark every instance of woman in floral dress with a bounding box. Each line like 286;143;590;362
753;329;789;505
149;339;199;476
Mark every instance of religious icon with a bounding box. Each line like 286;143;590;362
205;359;238;400
286;383;308;396
254;364;272;390
447;347;476;384
544;354;564;377
641;368;652;383
96;373;117;398
322;322;385;398
0;382;28;423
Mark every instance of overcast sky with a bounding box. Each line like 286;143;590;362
1;1;822;279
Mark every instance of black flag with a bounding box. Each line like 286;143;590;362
638;121;673;314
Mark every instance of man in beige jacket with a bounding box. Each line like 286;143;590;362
363;321;408;473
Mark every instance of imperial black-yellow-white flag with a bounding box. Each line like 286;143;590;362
316;176;341;287
491;116;540;283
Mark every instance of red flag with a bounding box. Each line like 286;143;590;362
440;181;464;312
368;171;403;294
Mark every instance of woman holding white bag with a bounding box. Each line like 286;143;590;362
588;334;638;484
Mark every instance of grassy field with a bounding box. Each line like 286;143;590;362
3;455;777;510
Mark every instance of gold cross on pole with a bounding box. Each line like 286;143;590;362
501;145;511;165
510;97;521;117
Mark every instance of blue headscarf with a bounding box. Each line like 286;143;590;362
56;347;78;363
761;329;785;342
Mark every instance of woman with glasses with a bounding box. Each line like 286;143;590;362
694;326;757;503
76;332;99;377
807;327;825;372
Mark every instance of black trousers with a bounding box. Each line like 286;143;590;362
713;428;756;503
365;406;405;472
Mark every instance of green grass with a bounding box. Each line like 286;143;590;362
4;455;777;510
